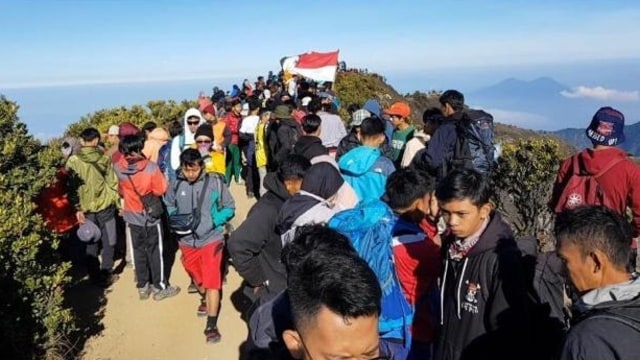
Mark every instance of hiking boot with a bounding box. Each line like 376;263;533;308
138;284;152;300
197;302;207;317
204;326;221;344
152;285;181;301
93;270;118;288
188;282;198;294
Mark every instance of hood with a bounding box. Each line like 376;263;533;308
576;147;628;175
338;146;382;176
301;162;344;200
116;156;150;176
576;276;640;313
363;99;382;118
148;128;169;142
62;137;81;156
263;172;291;201
467;211;516;256
76;146;105;163
276;192;323;234
279;118;299;129
293;136;328;160
183;108;204;145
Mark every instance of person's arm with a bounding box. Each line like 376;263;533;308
423;124;454;169
211;176;235;227
274;127;291;165
170;136;181;170
150;164;168;197
223;124;231;148
227;205;273;287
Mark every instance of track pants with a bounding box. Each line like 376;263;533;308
129;222;168;289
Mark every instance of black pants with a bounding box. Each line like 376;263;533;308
129;222;168;289
85;206;116;277
241;140;259;195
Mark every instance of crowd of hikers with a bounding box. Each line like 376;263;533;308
35;69;640;360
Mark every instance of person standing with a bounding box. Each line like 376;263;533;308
224;100;243;185
385;101;414;167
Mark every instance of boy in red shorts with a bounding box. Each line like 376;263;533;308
166;149;235;343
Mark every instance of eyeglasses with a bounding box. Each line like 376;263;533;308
297;332;390;360
196;140;212;144
187;121;200;125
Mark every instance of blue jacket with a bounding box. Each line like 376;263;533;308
338;146;395;203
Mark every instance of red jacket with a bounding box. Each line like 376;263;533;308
224;113;241;145
550;147;640;237
114;157;167;226
35;168;78;234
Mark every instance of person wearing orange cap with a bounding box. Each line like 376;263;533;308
384;101;414;166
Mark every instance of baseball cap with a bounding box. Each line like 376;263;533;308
384;102;411;118
77;219;102;243
351;109;371;127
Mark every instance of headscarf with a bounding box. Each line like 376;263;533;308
142;128;169;163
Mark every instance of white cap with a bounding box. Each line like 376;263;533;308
301;96;312;107
107;125;120;136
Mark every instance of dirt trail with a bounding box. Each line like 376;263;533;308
81;183;256;360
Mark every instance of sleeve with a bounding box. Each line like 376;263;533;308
549;157;572;211
557;327;605;360
401;139;424;168
223;125;232;148
274;127;291;165
170;136;181;170
627;162;640;237
64;157;82;210
423;124;455;169
211;176;235;227
164;180;177;215
150;164;168;197
227;205;273;286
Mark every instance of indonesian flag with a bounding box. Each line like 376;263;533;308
280;50;339;82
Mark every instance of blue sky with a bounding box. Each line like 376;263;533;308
2;0;640;88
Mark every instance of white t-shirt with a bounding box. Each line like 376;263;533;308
239;115;260;134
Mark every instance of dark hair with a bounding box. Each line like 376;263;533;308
436;168;491;207
284;226;381;332
423;107;444;135
169;120;183;138
179;148;204;168
278;154;311;181
347;103;361;116
118;134;145;155
248;97;261;111
439;90;465;112
360;116;386;139
281;225;357;273
307;97;322;114
79;127;101;142
301;114;322;134
142;121;157;134
383;168;436;210
555;205;633;270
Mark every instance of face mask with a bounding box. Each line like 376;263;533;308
198;144;211;156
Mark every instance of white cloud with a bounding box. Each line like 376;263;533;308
560;86;639;102
481;108;552;130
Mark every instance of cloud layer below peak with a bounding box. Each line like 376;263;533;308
561;86;639;102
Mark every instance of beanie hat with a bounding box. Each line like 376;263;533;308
351;109;371;127
273;105;292;120
77;219;101;243
586;107;625;146
119;122;141;138
194;124;214;140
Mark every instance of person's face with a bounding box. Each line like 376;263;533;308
187;116;200;132
107;134;120;146
441;103;454;117
181;163;203;183
283;307;381;360
389;114;404;128
557;240;602;294
195;136;212;154
439;199;491;239
203;112;215;123
284;178;303;196
260;113;270;123
232;103;242;115
400;191;438;224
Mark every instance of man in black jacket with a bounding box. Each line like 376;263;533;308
435;168;529;360
556;206;640;360
227;155;311;310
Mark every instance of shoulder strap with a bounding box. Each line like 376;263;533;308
126;173;144;201
196;174;210;211
586;313;640;332
594;157;626;179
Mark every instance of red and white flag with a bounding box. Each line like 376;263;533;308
281;50;339;82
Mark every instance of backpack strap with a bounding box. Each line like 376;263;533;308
594;157;626;179
585;312;640;333
196;174;211;212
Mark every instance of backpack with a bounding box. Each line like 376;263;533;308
328;199;414;344
553;156;625;213
449;110;496;175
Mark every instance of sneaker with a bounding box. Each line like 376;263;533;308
197;303;207;317
204;326;221;344
188;282;199;294
153;285;181;301
138;284;152;300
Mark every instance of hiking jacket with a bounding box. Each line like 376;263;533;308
224;112;242;145
336;131;360;161
339;146;395;203
227;173;289;297
66;146;120;213
317;111;347;148
421;112;463;173
559;276;640;360
277;191;340;245
272;119;301;168
436;212;529;360
165;172;235;248
550;147;640;237
114;157;168;226
293;135;328;160
170;108;204;170
36;168;78;234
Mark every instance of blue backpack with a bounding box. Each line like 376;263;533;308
328;199;414;344
450;109;496;175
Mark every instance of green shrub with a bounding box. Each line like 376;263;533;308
0;96;73;360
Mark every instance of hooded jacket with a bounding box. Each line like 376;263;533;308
293;135;328;160
550;147;640;236
436;212;529;360
165;171;235;248
336;131;360;161
227;173;290;299
224;111;242;145
170;108;204;170
66;146;120;213
272;118;302;168
339;146;395;203
114;157;168;226
559;277;640;360
421;112;464;173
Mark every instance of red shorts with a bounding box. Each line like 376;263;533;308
180;241;224;290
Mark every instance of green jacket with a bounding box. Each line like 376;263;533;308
66;147;119;213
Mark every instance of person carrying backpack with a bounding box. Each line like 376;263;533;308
555;206;640;360
270;105;302;170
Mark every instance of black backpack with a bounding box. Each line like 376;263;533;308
449;109;496;175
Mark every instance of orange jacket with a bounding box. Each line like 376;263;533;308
114;157;167;226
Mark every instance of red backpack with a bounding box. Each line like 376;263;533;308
553;156;625;213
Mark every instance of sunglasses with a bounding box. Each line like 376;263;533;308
196;140;212;144
187;121;200;125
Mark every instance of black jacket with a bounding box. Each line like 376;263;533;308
559;279;640;360
336;131;360;161
227;173;290;300
293;135;328;161
421;112;463;176
271;119;301;169
436;212;529;360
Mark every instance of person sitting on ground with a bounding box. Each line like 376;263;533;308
339;116;395;203
555;205;640;360
165;148;235;344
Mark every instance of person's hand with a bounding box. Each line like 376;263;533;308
76;211;86;224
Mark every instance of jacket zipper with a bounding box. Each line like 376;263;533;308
456;258;470;319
